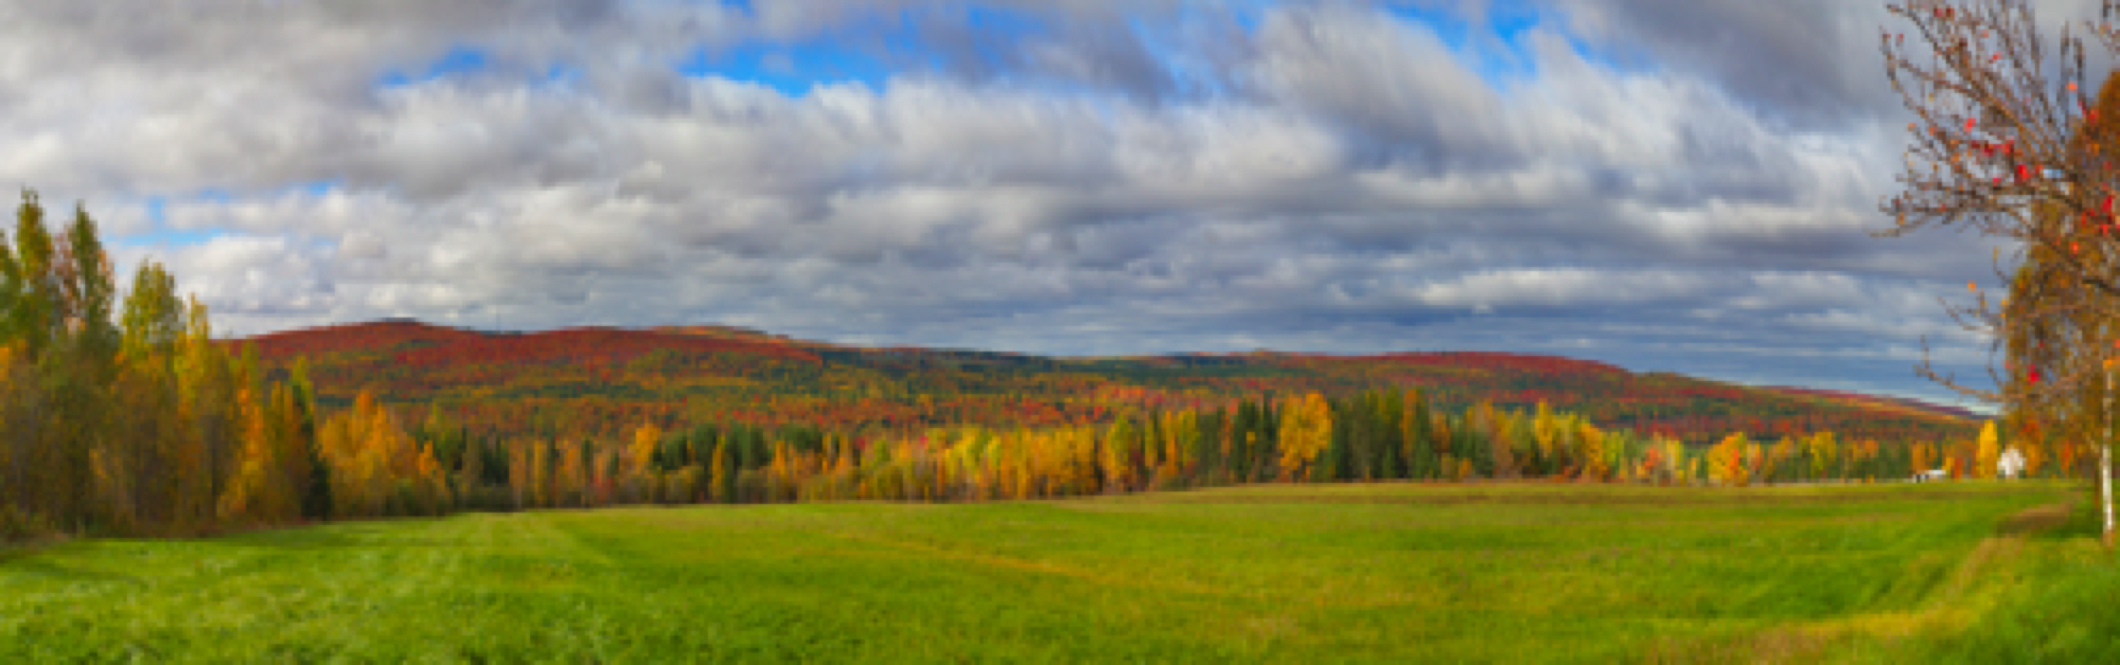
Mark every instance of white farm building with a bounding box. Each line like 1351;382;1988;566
1998;447;2026;480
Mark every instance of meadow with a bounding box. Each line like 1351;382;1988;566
0;481;2107;663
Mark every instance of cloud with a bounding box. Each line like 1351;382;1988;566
1545;0;1898;130
0;0;2024;411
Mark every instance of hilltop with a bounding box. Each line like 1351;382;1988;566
224;319;1984;445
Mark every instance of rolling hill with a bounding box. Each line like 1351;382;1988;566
224;319;1985;447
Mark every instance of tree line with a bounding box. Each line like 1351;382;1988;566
390;380;2046;511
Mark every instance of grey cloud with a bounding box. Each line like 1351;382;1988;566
1248;4;1519;171
1547;0;2117;133
1546;0;1898;130
0;0;2021;411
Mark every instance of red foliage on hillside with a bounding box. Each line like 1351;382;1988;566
230;320;823;371
1763;386;1981;420
651;324;819;347
1357;351;1631;376
229;318;1981;446
391;327;821;369
1675;386;1749;401
229;319;488;362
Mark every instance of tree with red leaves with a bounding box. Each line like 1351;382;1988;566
1879;0;2120;541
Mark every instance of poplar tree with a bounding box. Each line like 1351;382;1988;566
1976;420;2003;478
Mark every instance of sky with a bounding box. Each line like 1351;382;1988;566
5;0;2105;415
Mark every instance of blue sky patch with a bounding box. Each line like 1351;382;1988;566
674;1;1624;101
680;3;1063;96
115;181;341;248
683;38;898;96
120;195;226;248
378;45;489;88
1383;2;1548;83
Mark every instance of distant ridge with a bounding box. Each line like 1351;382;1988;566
1758;386;1981;421
229;319;816;365
227;318;1982;444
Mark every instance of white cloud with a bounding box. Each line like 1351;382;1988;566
0;0;2022;408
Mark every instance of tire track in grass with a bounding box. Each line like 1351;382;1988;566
1648;499;2076;664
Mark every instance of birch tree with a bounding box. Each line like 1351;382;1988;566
1879;0;2120;540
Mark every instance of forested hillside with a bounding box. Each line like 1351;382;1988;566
230;320;1984;448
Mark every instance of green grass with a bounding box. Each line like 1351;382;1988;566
0;481;2091;663
1757;488;2120;664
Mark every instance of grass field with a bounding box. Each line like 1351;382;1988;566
1;481;2109;663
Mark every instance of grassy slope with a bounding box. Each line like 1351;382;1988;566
0;482;2086;663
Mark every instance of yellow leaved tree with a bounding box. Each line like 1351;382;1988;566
1711;432;1752;488
1276;393;1332;482
1975;420;2001;480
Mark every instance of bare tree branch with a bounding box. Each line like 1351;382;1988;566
1879;0;2120;425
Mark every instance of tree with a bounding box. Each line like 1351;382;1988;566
1708;432;1753;487
628;422;663;498
1807;431;1839;481
119;261;182;361
1230;401;1255;482
1533;401;1559;476
0;192;108;528
1405;389;1435;480
1976;419;2003;478
63;203;120;384
1487;406;1517;479
1877;0;2120;539
1376;392;1407;480
220;384;294;524
1277;393;1333;482
710;440;730;504
1104;413;1138;492
1578;421;1609;482
283;375;327;520
2;191;60;361
530;438;554;508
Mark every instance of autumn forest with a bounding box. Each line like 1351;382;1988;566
0;192;2052;540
